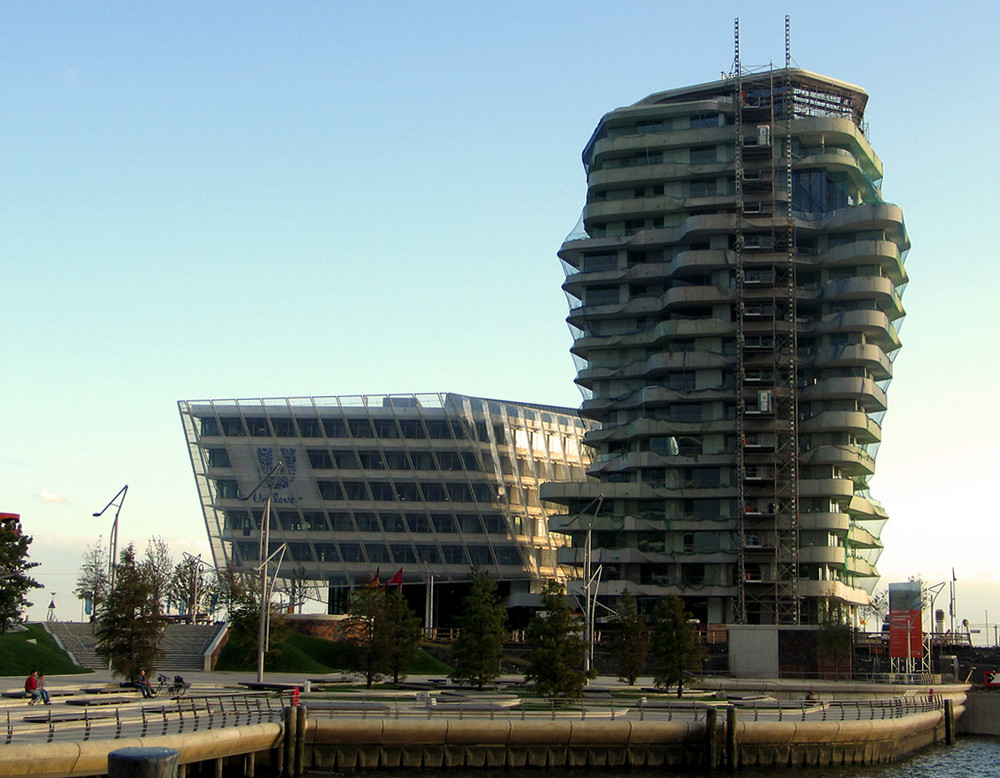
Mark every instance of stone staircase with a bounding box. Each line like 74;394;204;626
46;622;227;672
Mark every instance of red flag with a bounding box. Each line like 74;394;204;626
365;568;381;588
386;568;403;592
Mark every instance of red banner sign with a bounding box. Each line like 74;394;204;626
888;610;922;658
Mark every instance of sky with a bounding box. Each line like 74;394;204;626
3;1;998;641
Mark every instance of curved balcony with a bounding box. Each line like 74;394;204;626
800;377;886;412
800;411;882;444
793;116;882;180
643;350;732;376
798;477;857;500
797;579;872;606
799;546;847;566
847;524;881;549
806;311;900;351
845;556;878;578
846;495;888;521
800;444;875;476
809;344;892;380
822;276;903;318
800;512;851;534
817;239;908;286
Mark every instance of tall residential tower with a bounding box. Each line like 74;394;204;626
542;67;909;626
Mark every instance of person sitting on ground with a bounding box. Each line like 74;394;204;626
24;670;50;705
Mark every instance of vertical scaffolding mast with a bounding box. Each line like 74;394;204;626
732;17;747;625
734;17;801;624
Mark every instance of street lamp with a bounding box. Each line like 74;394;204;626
238;461;288;684
93;485;128;589
181;553;214;624
562;495;604;677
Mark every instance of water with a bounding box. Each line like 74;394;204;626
319;737;1000;777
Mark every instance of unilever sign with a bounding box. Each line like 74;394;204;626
254;446;300;504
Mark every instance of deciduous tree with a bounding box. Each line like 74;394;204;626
450;572;507;689
74;540;109;624
524;580;593;697
0;516;42;633
649;595;704;697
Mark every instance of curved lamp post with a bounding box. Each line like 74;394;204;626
93;485;128;589
563;495;604;677
238;461;288;683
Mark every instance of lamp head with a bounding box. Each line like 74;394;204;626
92;512;101;517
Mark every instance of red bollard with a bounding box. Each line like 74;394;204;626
292;687;300;707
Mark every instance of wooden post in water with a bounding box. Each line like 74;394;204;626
705;706;719;771
283;705;297;777
296;706;308;775
726;705;738;772
944;698;956;745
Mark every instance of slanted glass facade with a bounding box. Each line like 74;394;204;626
179;393;593;617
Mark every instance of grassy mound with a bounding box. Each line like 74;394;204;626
0;624;89;678
216;632;452;678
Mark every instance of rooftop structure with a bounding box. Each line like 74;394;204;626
542;65;909;626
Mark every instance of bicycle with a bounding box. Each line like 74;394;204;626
154;674;191;699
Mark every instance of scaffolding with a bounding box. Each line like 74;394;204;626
733;17;801;625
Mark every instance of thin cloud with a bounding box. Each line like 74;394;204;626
37;490;68;504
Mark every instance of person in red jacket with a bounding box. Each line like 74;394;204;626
24;670;50;705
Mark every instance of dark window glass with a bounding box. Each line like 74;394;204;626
206;448;231;468
441;545;466;564
296;418;322;437
354;512;381;532
272;419;296;437
407;513;431;533
342;482;368;500
457;514;482;534
247;418;270;437
415;545;441;564
317;481;344;500
381;514;407;532
339;543;364;563
215;480;240;499
199;418;220;437
308;450;334;469
430;514;457;533
328;512;354;531
221;418;245;436
323;419;348;438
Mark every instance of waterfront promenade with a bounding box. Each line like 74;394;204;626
0;669;969;776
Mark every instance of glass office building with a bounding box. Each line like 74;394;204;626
179;393;594;622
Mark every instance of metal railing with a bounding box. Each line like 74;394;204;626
3;693;282;745
304;693;942;723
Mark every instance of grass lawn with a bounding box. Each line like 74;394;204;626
0;624;89;678
216;632;453;677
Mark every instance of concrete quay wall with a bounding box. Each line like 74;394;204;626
0;722;282;778
306;708;955;771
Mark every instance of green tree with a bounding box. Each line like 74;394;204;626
74;540;110;624
343;584;421;687
385;590;422;684
0;516;42;633
611;591;649;685
170;556;217;623
221;568;289;670
817;603;854;680
649;595;704;697
450;572;507;688
94;545;166;679
524;580;593;697
142;536;174;616
343;584;394;688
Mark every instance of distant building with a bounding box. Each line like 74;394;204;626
542;68;909;626
179;393;594;625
